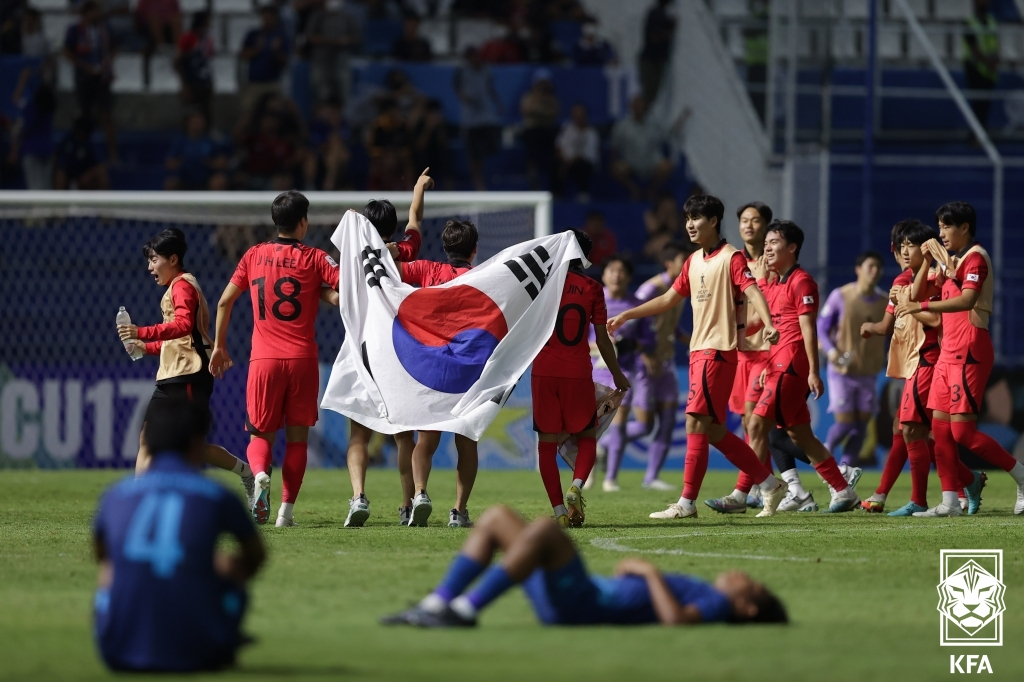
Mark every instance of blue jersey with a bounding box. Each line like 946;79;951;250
92;456;256;672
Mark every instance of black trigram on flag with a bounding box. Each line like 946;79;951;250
503;245;551;300
362;246;389;288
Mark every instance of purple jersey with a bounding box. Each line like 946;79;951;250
591;290;653;374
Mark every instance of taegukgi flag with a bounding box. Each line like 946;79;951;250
321;210;587;440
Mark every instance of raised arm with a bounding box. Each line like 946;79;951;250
407;167;433;233
607;288;683;335
210;282;245;379
861;311;895;338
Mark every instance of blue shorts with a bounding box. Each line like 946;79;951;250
521;556;605;625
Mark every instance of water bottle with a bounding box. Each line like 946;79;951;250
116;307;144;361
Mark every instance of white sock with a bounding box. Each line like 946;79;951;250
781;469;806;496
571;478;584;489
758;475;780;493
553;504;568;517
942;491;959;508
279;502;294;520
255;472;271;489
678;497;696;511
871;492;887;502
838;463;849;476
419;593;447;613
728;489;747;502
231;460;251;477
1008;462;1024;486
449;595;477;619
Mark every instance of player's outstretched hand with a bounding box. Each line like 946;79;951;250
860;321;874;338
209;347;233;379
893;300;919;319
607;314;626;335
117;324;138;341
762;324;780;345
750;254;768;280
613;371;631;393
386;243;400;260
615;558;657;577
808;373;824;400
757;368;767;391
416;167;435;191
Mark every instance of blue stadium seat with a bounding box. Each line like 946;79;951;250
364;19;404;57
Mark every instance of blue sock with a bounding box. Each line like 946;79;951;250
465;565;516;611
433;554;486;602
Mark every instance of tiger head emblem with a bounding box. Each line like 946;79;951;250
937;560;1006;636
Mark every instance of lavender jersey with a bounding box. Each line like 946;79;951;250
591;290;653;375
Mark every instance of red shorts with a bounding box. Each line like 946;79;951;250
752;349;811;427
898;365;934;425
729;352;768;414
246;358;321;433
532;375;596;434
926;360;990;416
686;350;737;425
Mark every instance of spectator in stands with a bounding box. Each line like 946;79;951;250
54;115;110;190
479;23;525;64
391;13;433;62
643;192;681;261
0;0;24;55
239;6;292;114
385;68;427;118
366;96;413;190
543;0;590;22
409;98;450;188
582;210;617;269
8;65;56;190
64;1;118;164
237;110;298;190
520;68;560;190
164;111;227;191
518;18;561;64
305;0;362;106
639;0;676;105
610;95;673;201
554;103;598;201
20;9;49;59
273;0;299;46
573;19;616;67
135;0;181;62
304;98;351;190
963;0;999;130
455;47;503;190
405;0;455;17
175;11;214;125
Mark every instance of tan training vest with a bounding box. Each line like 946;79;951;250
688;243;742;352
156;273;214;382
834;283;888;376
958;244;994;331
887;275;933;379
737;254;769;353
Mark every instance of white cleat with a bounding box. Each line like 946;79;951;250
649;503;698;520
755;482;789;517
398;506;412;526
602;479;620;492
448;508;473;527
822;486;860;513
912;503;963;518
777;491;818;512
410;492;433;526
344;494;370;527
641;478;675;491
241;473;256;511
275;516;295;527
1015;484;1024;515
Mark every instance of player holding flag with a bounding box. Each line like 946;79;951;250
608;195;788;520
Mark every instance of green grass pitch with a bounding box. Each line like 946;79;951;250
2;468;1023;682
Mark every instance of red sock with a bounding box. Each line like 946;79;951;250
931;419;961;492
735;471;754;494
246;437;272;476
957;461;976;489
927;438;936;464
814;457;848;491
538;441;563;507
950;421;1018;472
716;432;770;486
682;433;709;500
906;438;930;507
281;442;307;504
573;437;597;485
876;433;907;496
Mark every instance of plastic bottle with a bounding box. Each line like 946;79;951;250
116;307;144;361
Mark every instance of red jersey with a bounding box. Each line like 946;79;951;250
401;259;471;287
137;277;201;355
886;268;940;366
533;271;607;379
230;237;340;361
761;265;818;364
392;230;422;262
939;250;992;364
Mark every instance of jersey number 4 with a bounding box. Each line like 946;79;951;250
123;492;186;579
252;277;302;322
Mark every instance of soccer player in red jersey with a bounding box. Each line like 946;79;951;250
344;170;432;527
533;230;630;528
895;201;1024;517
397;219;481;528
746;220;860;513
608;195;788;520
210;191;340;527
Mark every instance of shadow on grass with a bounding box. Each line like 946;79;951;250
226;665;352;677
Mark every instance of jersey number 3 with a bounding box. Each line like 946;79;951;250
252;277;302;322
124;492;186;579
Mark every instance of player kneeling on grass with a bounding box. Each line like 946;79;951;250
92;398;266;672
381;505;787;628
117;228;255;504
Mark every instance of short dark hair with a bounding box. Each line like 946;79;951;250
571;229;593;259
144;398;211;457
660;241;689;264
731;588;789;625
683;194;725;233
603;254;634;277
935;201;977;237
765;219;804;260
736;201;773;224
442;219;479;260
895;219;937;247
271;191;309;233
143;228;188;269
191;10;210;31
855;250;884;268
363;200;398;239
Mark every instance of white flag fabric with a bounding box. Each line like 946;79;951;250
321;211;587;440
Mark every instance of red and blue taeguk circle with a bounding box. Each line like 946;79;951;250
392;286;509;393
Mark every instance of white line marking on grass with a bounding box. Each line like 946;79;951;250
590;529;869;563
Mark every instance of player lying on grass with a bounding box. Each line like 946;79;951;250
116;228;254;504
381;505;787;628
93;398;265;672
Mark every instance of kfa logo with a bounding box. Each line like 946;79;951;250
950;655;993;674
362;246;389;288
938;550;1005;646
503;245;552;300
